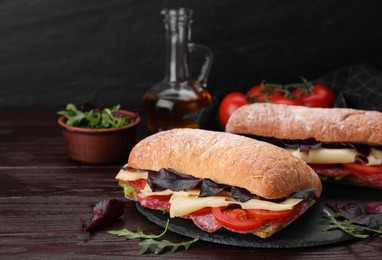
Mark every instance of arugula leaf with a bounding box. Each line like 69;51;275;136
118;182;137;200
107;219;170;239
319;208;382;238
139;237;199;255
107;219;199;254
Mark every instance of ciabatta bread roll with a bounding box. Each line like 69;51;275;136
116;128;322;238
226;103;382;189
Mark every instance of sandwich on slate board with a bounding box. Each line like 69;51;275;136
115;128;322;238
226;103;382;189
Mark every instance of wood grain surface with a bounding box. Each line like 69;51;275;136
0;108;381;259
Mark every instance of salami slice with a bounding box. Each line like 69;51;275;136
352;173;382;188
188;213;222;233
309;165;382;188
137;193;171;211
311;167;352;177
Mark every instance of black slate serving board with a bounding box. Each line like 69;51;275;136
136;182;382;248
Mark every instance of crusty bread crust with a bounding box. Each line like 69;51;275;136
226;103;382;145
253;222;288;238
253;199;315;238
128;128;322;199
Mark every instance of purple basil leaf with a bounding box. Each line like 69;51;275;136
325;202;340;212
299;139;322;152
82;199;125;232
199;179;225;197
366;201;382;214
289;189;315;199
325;202;371;226
112;111;124;119
231;187;254;202
341;202;364;219
271;139;300;149
354;144;372;158
148;168;201;192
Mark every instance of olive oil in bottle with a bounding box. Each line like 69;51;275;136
142;8;213;133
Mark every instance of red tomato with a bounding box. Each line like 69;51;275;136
218;92;250;126
247;85;269;102
211;207;266;233
247;208;293;220
292;84;335;108
148;194;172;201
189;207;212;216
268;92;304;106
343;163;382;175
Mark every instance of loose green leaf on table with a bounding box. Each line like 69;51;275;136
139;237;199;255
107;219;170;240
319;202;382;238
107;219;199;254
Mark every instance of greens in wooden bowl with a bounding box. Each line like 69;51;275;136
57;103;140;164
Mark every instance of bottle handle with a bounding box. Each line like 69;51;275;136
188;43;213;87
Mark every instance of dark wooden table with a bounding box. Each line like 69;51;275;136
1;108;381;259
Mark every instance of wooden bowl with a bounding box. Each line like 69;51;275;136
57;110;140;164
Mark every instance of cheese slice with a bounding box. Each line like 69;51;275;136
239;197;302;210
116;165;148;181
140;184;173;196
286;147;382;165
368;148;382;165
169;194;230;217
169;192;302;217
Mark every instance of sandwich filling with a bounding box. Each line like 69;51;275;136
116;165;317;235
251;136;382;188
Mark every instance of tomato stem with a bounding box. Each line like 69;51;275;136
300;76;314;94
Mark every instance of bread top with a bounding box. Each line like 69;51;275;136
226;103;382;145
128;128;322;199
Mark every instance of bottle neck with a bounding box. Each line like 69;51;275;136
162;9;192;83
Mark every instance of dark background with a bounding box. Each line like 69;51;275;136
1;0;382;109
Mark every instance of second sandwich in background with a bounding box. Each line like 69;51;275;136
225;103;382;189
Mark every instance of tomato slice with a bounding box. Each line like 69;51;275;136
182;207;213;219
148;194;171;199
189;207;212;216
343;163;382;175
247;209;293;220
211;207;266;233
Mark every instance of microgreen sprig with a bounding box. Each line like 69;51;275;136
107;219;170;240
139;237;199;255
58;103;135;129
319;207;382;238
107;219;199;254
